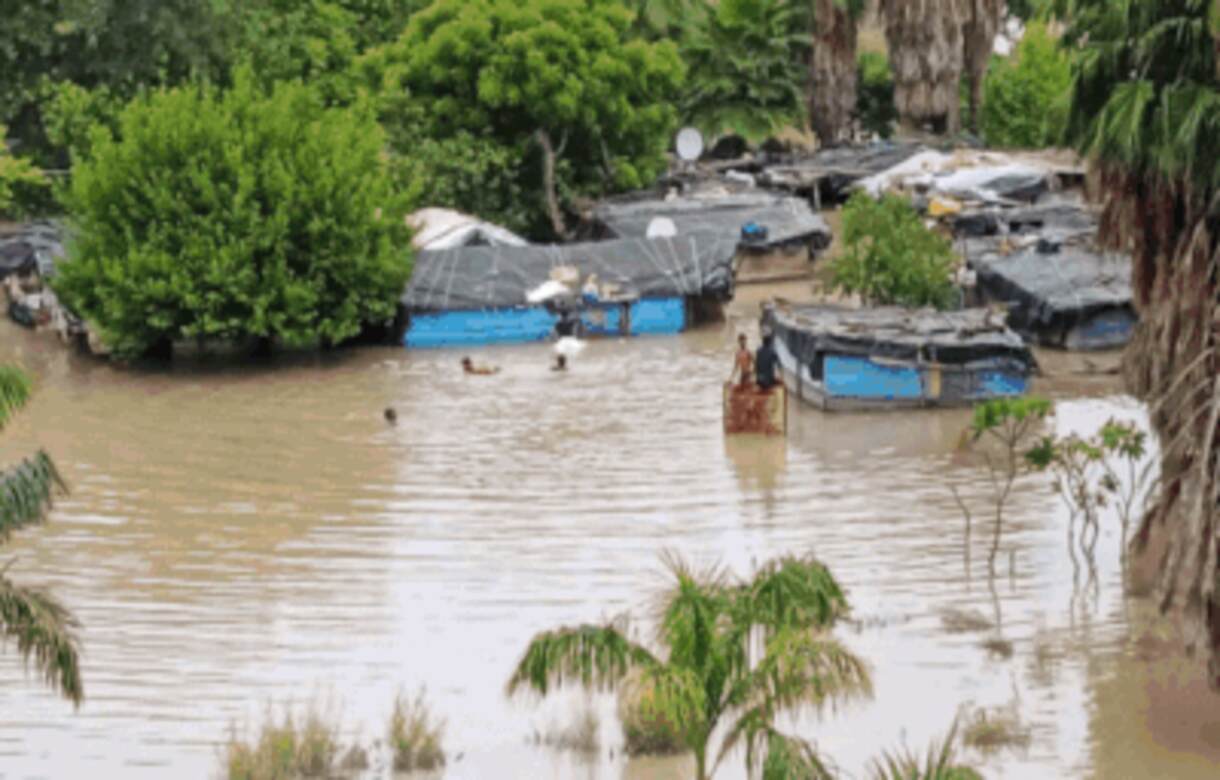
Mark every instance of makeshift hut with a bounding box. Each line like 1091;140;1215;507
401;235;738;348
761;301;1035;411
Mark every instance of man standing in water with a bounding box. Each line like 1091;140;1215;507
731;333;754;388
755;330;778;391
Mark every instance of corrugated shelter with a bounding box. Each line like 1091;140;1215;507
402;234;738;348
761;302;1034;411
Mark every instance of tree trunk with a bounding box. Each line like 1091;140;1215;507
694;745;709;780
810;0;859;146
1108;169;1220;685
962;0;1004;134
879;0;969;134
535;129;568;240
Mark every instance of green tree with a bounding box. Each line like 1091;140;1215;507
857;51;899;139
980;22;1071;147
829;193;959;310
507;554;871;780
0;366;81;706
364;0;684;239
681;0;811;143
52;70;412;360
0;128;48;217
1057;0;1220;681
0;0;237;164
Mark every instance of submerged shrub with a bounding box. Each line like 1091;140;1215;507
53;67;412;360
224;704;340;780
829;192;958;310
389;688;446;772
618;674;684;756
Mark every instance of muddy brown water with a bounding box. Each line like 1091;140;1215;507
1;287;1218;779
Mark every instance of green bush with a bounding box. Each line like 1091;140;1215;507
856;51;897;140
53;69;412;360
980;22;1071;148
362;0;685;238
0;127;48;218
617;673;685;756
829;192;958;310
41;82;125;166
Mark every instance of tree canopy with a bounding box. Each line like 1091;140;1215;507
52;71;412;360
362;0;685;238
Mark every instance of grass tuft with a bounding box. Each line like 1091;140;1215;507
389;688;446;772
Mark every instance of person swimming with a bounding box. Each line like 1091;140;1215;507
551;354;567;371
461;356;500;375
384;407;397;424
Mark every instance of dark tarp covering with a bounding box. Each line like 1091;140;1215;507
0;222;63;278
758;142;926;200
402;233;739;312
592;192;831;251
761;302;1036;369
953;196;1098;242
973;244;1133;335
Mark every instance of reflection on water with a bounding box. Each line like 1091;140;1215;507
0;312;1218;780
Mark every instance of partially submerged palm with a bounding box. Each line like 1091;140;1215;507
0;365;81;705
507;554;871;779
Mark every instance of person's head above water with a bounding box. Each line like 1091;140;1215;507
761;330;774;346
383;407;397;423
738;333;748;348
553;354;567;370
461;356;472;367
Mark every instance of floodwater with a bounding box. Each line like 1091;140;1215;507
1;287;1218;780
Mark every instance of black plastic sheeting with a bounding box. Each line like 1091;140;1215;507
972;244;1133;337
761;302;1036;369
401;234;739;312
758;142;926;200
592;192;831;251
0;222;63;278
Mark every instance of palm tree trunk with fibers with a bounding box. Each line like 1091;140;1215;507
962;0;1003;133
879;0;969;134
810;0;861;146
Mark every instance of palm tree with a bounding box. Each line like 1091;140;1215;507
878;0;970;134
961;0;1005;133
810;0;866;146
1058;0;1220;682
507;554;871;780
869;720;982;780
0;365;81;705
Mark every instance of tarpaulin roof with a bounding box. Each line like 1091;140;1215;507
855;149;1079;203
0;222;64;278
592;192;831;251
974;244;1133;329
406;208;527;251
756;141;927;197
762;302;1035;368
401;234;739;312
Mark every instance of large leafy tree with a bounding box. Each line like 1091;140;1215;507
53;70;413;360
1059;0;1220;681
507;555;871;780
0;0;236;163
810;0;866;146
681;0;811;144
364;0;684;239
0;367;81;706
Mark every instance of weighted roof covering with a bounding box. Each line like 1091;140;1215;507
402;234;739;312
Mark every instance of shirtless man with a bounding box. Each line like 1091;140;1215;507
732;333;754;388
461;356;500;375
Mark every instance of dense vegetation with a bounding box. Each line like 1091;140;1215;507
980;22;1071;147
829;193;958;310
51;72;412;359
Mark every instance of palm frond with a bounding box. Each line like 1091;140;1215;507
868;719;981;780
761;729;838;780
0;574;83;706
0;366;33;433
505;622;659;697
739;555;850;635
0;450;68;542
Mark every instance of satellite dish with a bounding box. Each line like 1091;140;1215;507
646;217;677;239
675;127;704;162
